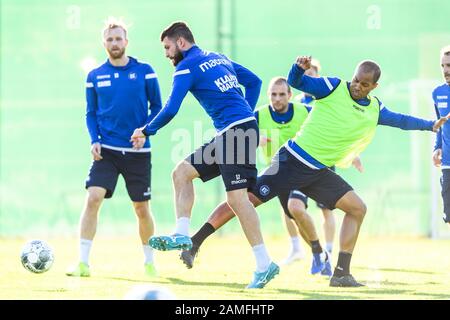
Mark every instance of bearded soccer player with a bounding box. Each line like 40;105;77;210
66;19;162;277
432;45;450;225
131;21;279;289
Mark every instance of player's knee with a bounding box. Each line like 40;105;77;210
134;204;150;219
287;200;306;221
172;161;195;183
86;192;103;208
226;192;247;211
353;202;367;220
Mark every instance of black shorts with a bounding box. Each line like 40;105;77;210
85;147;151;202
250;147;353;210
278;190;308;219
186;120;259;192
441;169;450;220
316;166;336;210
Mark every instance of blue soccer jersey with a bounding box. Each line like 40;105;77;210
86;57;162;150
433;83;450;167
142;45;262;136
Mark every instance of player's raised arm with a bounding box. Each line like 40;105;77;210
287;56;340;99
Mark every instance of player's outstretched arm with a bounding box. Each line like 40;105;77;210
432;115;450;132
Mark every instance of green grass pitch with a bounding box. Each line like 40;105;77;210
1;235;449;300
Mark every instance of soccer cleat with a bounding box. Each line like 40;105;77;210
149;233;192;251
279;250;305;266
311;251;330;275
144;263;158;277
246;262;280;289
330;274;365;287
320;255;333;277
65;262;90;277
179;247;198;269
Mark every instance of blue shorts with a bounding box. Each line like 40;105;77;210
250;147;353;211
441;169;450;222
187;120;259;192
85;147;151;202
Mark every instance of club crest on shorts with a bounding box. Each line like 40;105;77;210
259;185;270;196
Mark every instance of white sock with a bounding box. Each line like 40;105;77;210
290;236;302;253
80;238;92;265
326;242;333;254
252;243;271;273
143;244;154;264
174;217;190;236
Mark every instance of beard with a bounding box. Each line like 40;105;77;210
170;48;184;66
107;47;126;60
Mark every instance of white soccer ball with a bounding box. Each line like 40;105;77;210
20;240;54;273
124;284;177;300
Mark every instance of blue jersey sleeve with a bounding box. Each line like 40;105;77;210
377;102;435;131
254;110;259;124
144;65;163;124
287;63;340;99
434;102;443;150
142;69;193;136
85;72;100;144
231;60;262;110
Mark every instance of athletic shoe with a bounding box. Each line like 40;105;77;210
320;254;333;277
149;233;192;251
179;247;198;269
280;250;305;266
246;262;280;289
329;274;365;287
65;262;90;277
144;263;157;277
311;251;330;275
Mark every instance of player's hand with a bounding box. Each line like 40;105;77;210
91;142;103;161
259;135;272;147
130;128;146;150
432;115;450;132
352;156;364;173
432;148;442;167
295;55;312;71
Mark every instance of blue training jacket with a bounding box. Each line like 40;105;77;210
142;45;262;136
86;56;162;150
433;83;450;167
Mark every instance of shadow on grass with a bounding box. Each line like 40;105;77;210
164;277;245;290
354;266;438;275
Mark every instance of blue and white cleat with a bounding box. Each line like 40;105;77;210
246;262;280;289
149;233;193;251
311;251;330;275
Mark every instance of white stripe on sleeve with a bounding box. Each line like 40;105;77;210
323;77;333;91
86;82;94;88
145;73;157;79
173;69;191;76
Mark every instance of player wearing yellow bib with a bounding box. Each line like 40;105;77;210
179;56;449;288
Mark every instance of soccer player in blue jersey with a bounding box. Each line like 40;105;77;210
130;21;279;289
167;56;449;288
432;45;450;224
66;19;162;277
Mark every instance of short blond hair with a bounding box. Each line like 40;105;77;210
267;76;291;94
102;17;128;39
441;45;450;58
